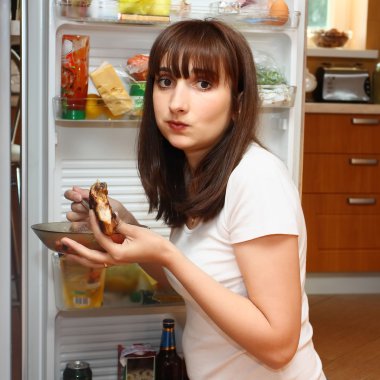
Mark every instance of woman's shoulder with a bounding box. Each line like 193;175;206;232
233;143;288;179
226;142;299;200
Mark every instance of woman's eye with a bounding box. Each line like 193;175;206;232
157;77;173;88
196;80;212;90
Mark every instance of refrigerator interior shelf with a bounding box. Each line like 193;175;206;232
259;85;296;108
51;251;184;311
55;0;300;30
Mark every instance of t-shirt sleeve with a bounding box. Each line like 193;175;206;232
224;151;300;244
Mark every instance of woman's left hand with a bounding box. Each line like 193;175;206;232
60;210;175;269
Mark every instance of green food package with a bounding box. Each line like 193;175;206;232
255;50;287;85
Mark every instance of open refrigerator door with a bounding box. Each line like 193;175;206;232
0;0;12;378
23;0;306;378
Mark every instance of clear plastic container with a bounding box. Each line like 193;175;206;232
52;253;106;310
51;253;165;310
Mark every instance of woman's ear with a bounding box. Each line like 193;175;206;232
231;92;243;122
236;91;244;117
237;91;243;108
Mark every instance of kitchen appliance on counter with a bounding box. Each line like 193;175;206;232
313;65;371;103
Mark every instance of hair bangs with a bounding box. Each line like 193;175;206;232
149;26;235;86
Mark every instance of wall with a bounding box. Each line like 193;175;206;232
366;0;380;53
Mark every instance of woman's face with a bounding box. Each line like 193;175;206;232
153;62;233;170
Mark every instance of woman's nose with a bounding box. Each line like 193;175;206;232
169;82;188;113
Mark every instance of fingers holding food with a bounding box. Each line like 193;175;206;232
65;186;90;222
64;186;88;203
61;245;110;269
89;180;118;236
60;235;116;266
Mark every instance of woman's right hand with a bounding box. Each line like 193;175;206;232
64;186;90;222
64;185;139;226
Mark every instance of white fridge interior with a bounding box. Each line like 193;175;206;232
26;1;306;379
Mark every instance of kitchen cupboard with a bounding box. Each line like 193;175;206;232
302;113;380;272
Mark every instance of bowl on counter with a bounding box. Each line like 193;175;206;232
310;28;351;48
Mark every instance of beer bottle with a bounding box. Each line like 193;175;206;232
155;318;182;380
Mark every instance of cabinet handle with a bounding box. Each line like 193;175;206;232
347;197;377;205
349;158;379;165
351;118;379;125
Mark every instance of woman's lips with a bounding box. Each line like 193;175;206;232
168;120;188;130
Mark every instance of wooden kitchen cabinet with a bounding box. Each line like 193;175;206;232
302;113;380;272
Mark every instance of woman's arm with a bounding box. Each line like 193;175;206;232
166;234;302;369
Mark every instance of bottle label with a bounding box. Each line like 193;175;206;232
160;327;176;350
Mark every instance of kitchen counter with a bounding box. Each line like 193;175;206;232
305;102;380;114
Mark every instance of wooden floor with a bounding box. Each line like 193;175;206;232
309;294;380;380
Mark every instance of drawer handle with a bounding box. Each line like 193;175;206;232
347;197;376;205
351;118;379;125
349;158;379;165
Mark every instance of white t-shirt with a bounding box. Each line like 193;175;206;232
166;144;325;380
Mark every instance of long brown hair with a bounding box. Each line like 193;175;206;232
137;19;261;228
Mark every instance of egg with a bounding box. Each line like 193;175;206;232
268;0;289;26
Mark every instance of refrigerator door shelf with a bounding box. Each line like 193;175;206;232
212;11;301;30
259;85;297;108
53;85;297;129
53;96;142;125
55;0;301;30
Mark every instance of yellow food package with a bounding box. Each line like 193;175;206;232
104;264;157;294
59;258;106;309
89;62;133;116
119;0;171;16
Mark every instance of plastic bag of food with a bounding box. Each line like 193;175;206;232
89;62;133;116
125;54;149;82
254;50;286;85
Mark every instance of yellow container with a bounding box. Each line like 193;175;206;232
119;0;171;17
52;253;106;310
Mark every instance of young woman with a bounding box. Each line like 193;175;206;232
62;19;325;380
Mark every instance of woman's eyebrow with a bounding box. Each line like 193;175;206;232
192;68;213;75
158;67;172;74
192;67;220;82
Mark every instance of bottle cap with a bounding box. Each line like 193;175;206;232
163;318;175;327
66;360;90;370
62;109;86;120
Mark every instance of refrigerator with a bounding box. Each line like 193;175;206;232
2;0;307;378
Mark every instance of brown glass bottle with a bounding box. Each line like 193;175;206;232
155;319;183;380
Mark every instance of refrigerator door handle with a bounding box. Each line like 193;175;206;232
0;0;13;379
